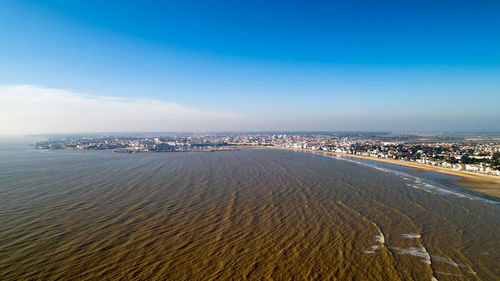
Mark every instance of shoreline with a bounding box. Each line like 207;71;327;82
238;145;500;199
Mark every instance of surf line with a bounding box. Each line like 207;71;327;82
336;201;393;256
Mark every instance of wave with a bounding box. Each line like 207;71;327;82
315;153;499;205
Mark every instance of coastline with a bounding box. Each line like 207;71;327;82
238;145;500;199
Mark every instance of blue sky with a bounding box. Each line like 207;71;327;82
1;0;499;134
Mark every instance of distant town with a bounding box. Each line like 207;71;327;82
35;132;500;176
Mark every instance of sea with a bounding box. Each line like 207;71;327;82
0;137;499;280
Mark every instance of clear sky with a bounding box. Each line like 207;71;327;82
1;0;499;134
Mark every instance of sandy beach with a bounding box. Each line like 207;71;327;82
239;146;500;199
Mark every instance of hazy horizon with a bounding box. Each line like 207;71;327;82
4;129;500;138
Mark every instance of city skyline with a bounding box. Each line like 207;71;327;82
1;1;500;134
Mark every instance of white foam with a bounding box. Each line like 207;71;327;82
401;233;421;239
392;245;466;280
393;247;429;258
436;271;459;277
431;255;465;267
392;247;432;265
375;233;385;244
363;235;384;254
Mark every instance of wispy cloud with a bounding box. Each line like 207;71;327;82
0;85;248;134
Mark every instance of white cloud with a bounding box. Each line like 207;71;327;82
0;85;248;135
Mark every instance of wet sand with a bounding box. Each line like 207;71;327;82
241;146;500;199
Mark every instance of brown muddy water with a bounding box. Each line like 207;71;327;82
0;139;499;280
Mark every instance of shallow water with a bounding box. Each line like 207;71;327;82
0;140;499;280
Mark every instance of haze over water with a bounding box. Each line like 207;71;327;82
0;139;499;280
